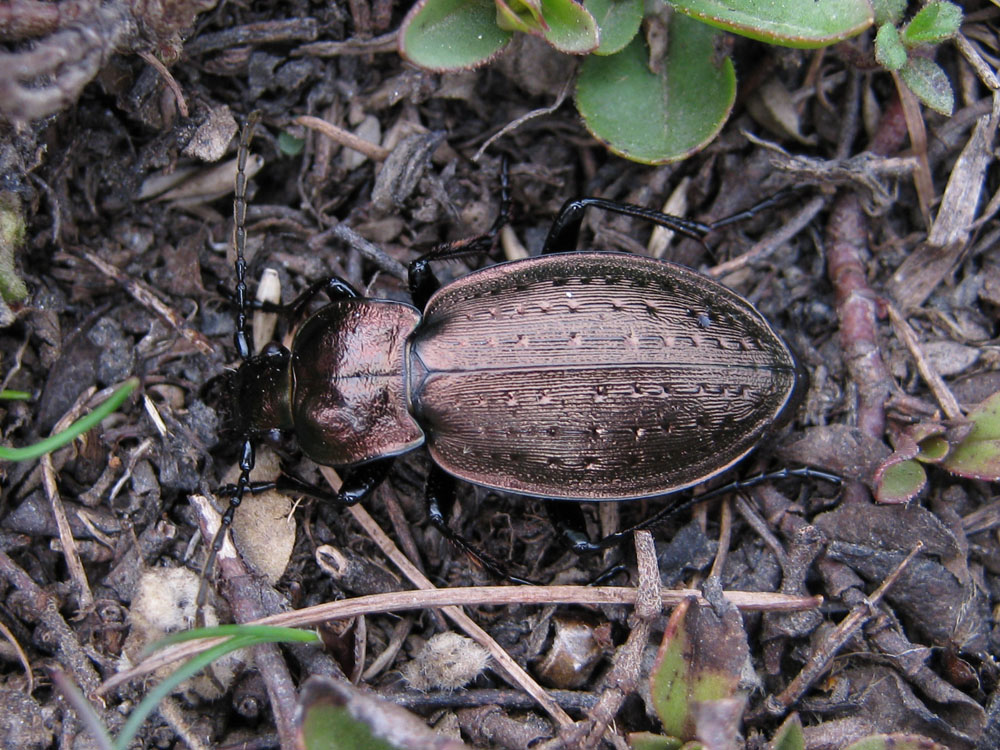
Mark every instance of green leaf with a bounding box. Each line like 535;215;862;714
941;390;1000;480
902;2;962;46
0;192;28;303
917;434;949;461
150;624;320;652
870;0;907;27
874;24;907;71
576;15;736;164
875;458;926;504
770;714;805;750
628;732;684;750
667;0;873;49
496;0;546;33
536;0;600;54
649;598;747;740
297;677;462;750
278;131;304;156
585;0;643;55
898;56;954;116
301;702;397;750
399;0;513;71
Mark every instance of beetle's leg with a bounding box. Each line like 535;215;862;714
707;189;796;230
280;276;360;321
220;275;360;319
568;467;841;552
286;458;395;505
541;191;796;255
408;157;512;311
198;436;258;616
198;454;394;614
216;457;395;507
425;465;538;585
543;198;713;255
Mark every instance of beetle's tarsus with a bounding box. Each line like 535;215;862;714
709;188;798;230
588;563;629;586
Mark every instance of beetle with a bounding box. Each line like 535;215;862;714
215;117;828;582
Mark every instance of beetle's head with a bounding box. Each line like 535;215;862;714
215;343;294;443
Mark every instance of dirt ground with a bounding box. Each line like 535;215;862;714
0;1;999;749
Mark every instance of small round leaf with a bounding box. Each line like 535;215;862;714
585;0;644;55
941;390;1000;480
875;458;926;504
399;0;512;71
871;0;907;26
496;0;545;33
278;131;304;156
537;0;600;54
576;15;736;164
874;24;907;71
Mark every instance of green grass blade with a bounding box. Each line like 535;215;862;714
0;377;138;462
116;627;318;749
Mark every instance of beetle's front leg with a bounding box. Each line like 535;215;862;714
222;275;361;358
281;276;361;321
217;457;395;507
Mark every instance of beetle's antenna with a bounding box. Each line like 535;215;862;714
233;111;260;362
198;111;261;616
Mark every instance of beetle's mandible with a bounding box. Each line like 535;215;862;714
216;117;817;580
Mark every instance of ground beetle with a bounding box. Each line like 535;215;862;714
215;116;832;583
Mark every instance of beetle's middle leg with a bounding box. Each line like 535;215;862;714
408;158;512;310
541;191;795;255
424;465;538;585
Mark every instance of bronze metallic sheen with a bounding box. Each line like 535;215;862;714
267;251;798;501
407;252;798;500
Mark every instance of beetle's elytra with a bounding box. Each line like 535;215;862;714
254;252;799;502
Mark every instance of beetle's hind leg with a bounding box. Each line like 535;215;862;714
563;467;841;554
424;465;539;585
